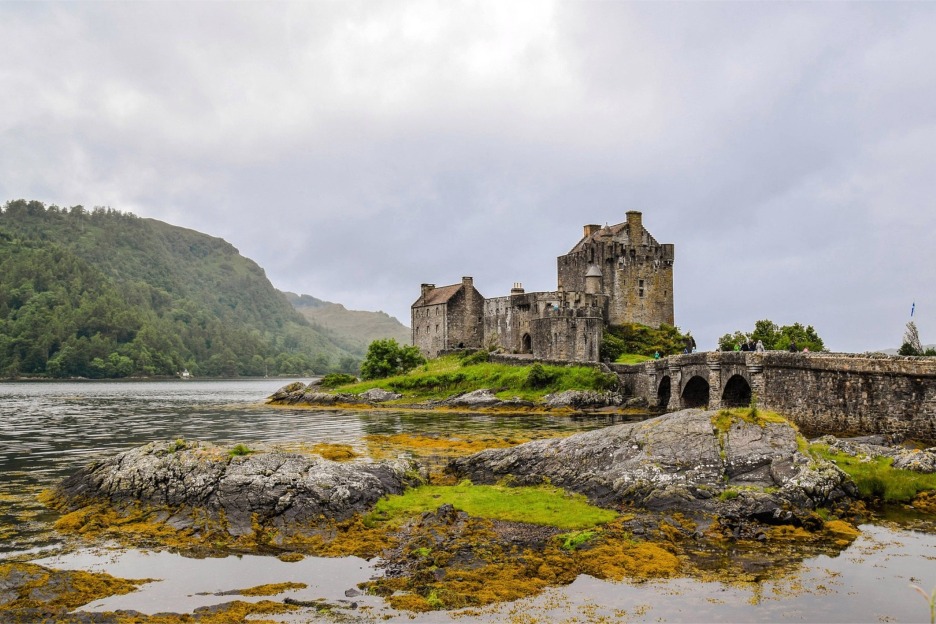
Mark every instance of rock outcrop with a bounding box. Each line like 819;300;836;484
814;434;936;473
52;440;424;536
268;382;401;406
449;409;856;526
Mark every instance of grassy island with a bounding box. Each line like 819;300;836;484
317;352;620;404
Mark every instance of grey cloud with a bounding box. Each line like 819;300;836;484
2;1;935;351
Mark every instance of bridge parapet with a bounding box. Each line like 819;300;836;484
612;351;936;443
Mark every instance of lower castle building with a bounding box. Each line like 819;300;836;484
411;211;674;362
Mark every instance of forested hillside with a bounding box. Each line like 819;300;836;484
0;199;361;378
284;292;411;352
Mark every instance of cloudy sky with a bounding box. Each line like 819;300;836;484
2;1;934;352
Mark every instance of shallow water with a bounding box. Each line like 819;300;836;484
2;380;935;622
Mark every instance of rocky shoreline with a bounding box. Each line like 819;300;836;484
267;380;646;412
49;408;857;536
36;405;936;614
449;408;857;529
49;439;425;538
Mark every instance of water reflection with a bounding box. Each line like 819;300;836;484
0;380;617;554
3;381;934;622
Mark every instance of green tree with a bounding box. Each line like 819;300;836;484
360;339;426;380
601;323;688;359
718;319;825;352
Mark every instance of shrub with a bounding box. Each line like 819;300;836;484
460;350;490;367
320;372;357;388
360;339;426;380
525;363;558;389
602;323;688;358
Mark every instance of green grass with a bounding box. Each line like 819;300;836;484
557;529;598;550
325;355;618;403
811;444;936;503
614;353;654;365
710;408;790;435
364;482;617;530
228;443;255;457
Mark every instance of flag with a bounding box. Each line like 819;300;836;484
911;302;915;317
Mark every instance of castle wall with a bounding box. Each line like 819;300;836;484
413;212;673;363
557;215;674;328
447;281;484;351
482;294;534;353
530;309;604;362
412;303;448;359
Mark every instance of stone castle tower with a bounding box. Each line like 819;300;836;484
412;211;674;361
557;211;674;327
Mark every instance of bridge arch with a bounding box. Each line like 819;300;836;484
657;376;672;409
681;375;710;408
722;374;752;407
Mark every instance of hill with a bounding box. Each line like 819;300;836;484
283;292;410;352
876;345;936;356
0;199;362;378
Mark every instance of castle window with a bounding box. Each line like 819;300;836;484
639;279;644;288
639;288;644;298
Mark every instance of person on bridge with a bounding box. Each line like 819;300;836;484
789;341;798;352
756;340;765;352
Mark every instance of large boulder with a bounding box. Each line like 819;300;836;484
449;409;856;525
52;440;424;536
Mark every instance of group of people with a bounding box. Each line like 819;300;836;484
731;339;808;353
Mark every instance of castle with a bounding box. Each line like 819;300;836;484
411;211;674;362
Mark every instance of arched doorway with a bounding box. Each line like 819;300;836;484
681;376;710;408
722;374;752;407
521;333;532;354
657;376;671;409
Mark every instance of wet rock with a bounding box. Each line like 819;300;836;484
449;408;856;525
543;390;624;409
52;441;425;536
359;388;402;402
268;381;308;403
815;434;936;473
440;389;501;407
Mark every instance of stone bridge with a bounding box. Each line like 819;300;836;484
609;352;936;444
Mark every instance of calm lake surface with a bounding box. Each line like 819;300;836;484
1;380;935;623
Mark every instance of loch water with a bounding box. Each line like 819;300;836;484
1;380;934;623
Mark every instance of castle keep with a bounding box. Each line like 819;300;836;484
411;211;674;362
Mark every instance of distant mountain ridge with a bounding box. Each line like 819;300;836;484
0;199;363;378
876;344;936;355
283;292;410;352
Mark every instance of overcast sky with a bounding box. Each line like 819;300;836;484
2;1;934;352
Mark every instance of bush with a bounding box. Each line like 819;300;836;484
360;339;426;380
602;323;688;358
460;349;490;367
320;372;357;388
525;363;558;389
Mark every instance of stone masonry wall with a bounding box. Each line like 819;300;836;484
615;352;936;444
757;352;936;442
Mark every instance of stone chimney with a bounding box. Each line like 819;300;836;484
583;224;602;238
421;283;435;298
462;276;473;289
510;282;525;295
626;211;642;235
